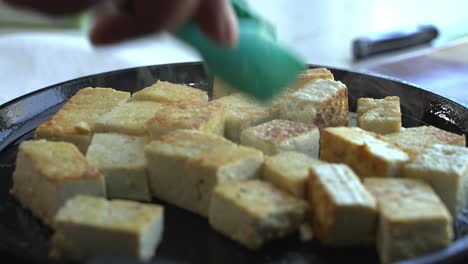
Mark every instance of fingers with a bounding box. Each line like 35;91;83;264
4;0;239;47
91;0;200;45
194;0;239;47
3;0;98;15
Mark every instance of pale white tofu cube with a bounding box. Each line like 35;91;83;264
51;195;163;261
11;140;106;226
308;164;377;245
85;134;151;201
240;119;320;158
145;130;264;216
209;180;307;250
403;144;468;217
364;178;453;264
320;127;410;178
262;151;323;198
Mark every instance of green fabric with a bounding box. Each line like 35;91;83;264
175;0;306;100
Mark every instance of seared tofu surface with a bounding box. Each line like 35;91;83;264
209;180;307;250
11;140;105;226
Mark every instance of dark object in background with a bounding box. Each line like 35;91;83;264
352;24;439;60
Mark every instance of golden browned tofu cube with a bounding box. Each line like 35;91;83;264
385;126;466;158
240;119;320;158
94;101;164;136
308;164;377;246
262;151;323;199
86;134;151;201
146;100;225;139
320;127;410;178
51;195;163;261
209;180;307;250
11;140;106;226
132;80;208;103
279;79;348;127
145;130;264;216
403;144;468;217
357;96;401;135
364;178;453;264
213;93;273;142
35;88;130;152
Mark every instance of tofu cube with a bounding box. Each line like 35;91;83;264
357;96;401;135
279;79;348;128
240;119;320;158
146;100;225;139
213;77;236;99
308;164;377;245
145;130;264;216
11;140;105;226
288;67;334;93
35;88;130;153
364;178;453;264
213;67;333;100
262;151;323;199
385;126;466;158
209;180;307;250
51;195;163;261
402;144;468;217
85;134;151;201
213;93;273;142
94;101;165;136
132;80;208;103
320;127;410;178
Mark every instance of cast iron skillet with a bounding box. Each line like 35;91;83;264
0;62;467;264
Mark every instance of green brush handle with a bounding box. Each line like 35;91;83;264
175;0;306;100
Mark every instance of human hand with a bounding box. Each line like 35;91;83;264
3;0;239;47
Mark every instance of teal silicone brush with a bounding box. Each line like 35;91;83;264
175;0;306;100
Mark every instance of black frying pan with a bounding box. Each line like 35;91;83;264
0;62;467;264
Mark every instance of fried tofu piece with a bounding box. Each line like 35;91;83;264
402;144;468;217
209;180;307;250
308;164;377;246
262;152;323;199
86;134;151;201
145;130;264;216
240;119;320;158
364;178;453;264
288;68;334;93
146;100;225;139
94;101;165;136
11;140;105;226
51;195;163;261
385;126;466;158
213;93;273;142
357;96;401;135
213;68;334;100
279;79;348;127
213;77;236;99
132;80;208;103
35;88;130;153
320;127;410;178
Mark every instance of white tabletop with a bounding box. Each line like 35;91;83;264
1;0;468;105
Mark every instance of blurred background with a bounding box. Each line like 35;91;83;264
0;0;467;105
